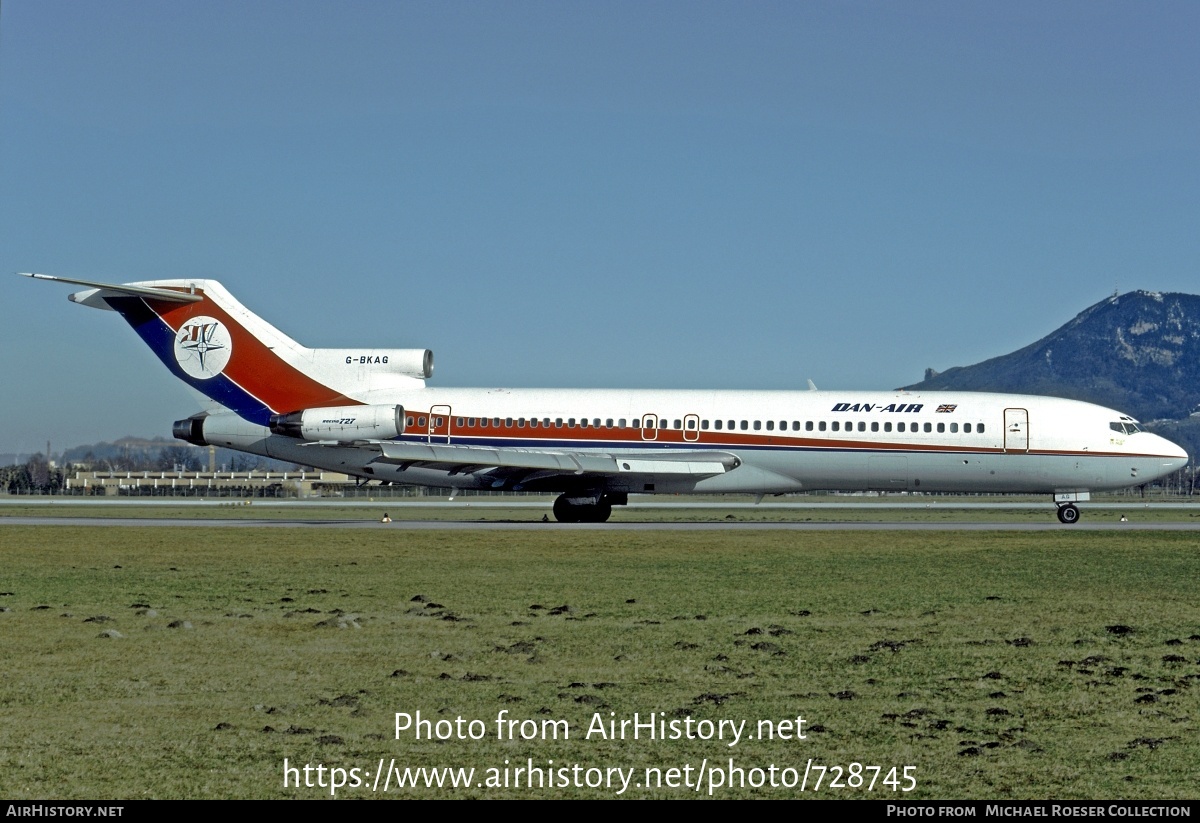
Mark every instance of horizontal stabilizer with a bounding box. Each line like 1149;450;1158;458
19;272;204;305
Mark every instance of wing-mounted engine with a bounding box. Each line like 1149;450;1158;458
268;404;405;441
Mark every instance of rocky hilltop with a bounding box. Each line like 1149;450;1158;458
903;291;1200;424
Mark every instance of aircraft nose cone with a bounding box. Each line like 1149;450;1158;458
1157;435;1189;471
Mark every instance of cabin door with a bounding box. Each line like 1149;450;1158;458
428;405;452;444
641;414;658;441
1004;408;1029;453
683;414;700;442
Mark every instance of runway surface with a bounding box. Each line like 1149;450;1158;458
5;517;1200;531
3;498;1198;510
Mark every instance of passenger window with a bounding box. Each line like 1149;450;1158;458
480;418;488;428
819;421;827;432
950;423;959;433
594;418;601;427
806;421;814;432
406;416;415;427
543;418;551;427
766;421;775;431
714;420;723;430
580;419;588;428
923;422;930;433
884;422;892;432
728;420;735;430
937;423;945;433
753;421;762;431
468;418;476;427
858;422;866;432
687;419;696;430
871;422;879;432
568;418;576;427
831;421;839;432
418;416;427;427
897;422;905;433
701;420;709;430
555;418;563;427
606;419;614;428
506;418;514;427
793;422;801;431
529;419;537;428
740;421;748;430
620;418;627;428
672;419;681;429
455;417;464;427
978;423;985;433
964;423;972;433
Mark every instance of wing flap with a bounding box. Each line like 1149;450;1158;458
367;441;739;477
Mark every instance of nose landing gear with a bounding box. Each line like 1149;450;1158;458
1056;503;1080;524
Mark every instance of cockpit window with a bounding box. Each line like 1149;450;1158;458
1110;421;1142;435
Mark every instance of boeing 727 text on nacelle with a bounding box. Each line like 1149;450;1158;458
24;273;1188;523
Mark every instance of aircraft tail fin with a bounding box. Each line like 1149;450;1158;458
23;273;432;426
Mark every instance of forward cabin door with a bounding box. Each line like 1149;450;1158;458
1004;408;1029;453
428;405;452;444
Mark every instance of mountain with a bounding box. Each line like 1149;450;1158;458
902;291;1200;424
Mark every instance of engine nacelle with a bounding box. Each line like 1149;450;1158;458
173;414;208;446
315;349;433;379
268;404;405;441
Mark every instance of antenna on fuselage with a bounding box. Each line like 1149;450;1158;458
806;379;818;391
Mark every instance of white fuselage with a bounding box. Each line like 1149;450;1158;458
203;387;1188;497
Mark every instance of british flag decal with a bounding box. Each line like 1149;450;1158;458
936;404;957;413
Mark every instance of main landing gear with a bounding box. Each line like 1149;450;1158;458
1056;503;1080;524
552;493;622;523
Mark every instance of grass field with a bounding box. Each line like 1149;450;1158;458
1;525;1198;799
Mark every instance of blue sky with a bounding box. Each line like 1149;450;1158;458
2;1;1198;454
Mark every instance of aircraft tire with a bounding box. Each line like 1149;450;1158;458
552;495;580;523
584;501;613;523
552;496;613;523
1056;504;1080;524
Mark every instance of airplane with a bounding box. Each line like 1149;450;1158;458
23;272;1190;524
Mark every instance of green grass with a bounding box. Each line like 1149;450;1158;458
1;527;1198;798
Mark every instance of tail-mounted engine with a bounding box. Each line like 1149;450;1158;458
172;413;209;446
268;404;406;441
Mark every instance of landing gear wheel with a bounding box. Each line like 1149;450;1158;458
552;495;613;523
1056;504;1080;524
583;500;612;523
553;495;580;523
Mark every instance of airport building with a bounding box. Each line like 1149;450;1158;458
66;469;353;498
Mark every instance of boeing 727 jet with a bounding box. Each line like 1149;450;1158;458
24;273;1189;523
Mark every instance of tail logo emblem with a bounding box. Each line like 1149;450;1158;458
173;316;232;379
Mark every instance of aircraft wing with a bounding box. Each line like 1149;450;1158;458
308;440;740;481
